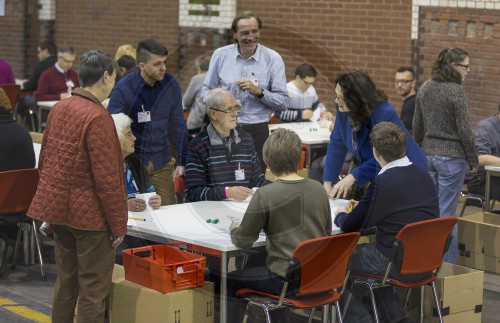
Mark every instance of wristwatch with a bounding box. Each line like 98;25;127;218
257;88;264;99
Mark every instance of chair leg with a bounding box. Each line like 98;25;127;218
307;307;315;323
459;201;466;217
335;302;343;323
341;291;353;320
367;286;380;323
430;282;443;323
11;224;23;269
262;304;272;323
403;288;412;309
419;286;425;323
242;302;251;323
31;219;46;281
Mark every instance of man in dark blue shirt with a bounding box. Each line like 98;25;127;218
108;39;188;206
335;122;439;323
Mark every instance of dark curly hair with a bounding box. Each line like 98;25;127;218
336;70;388;129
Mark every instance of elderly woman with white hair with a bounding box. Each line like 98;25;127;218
112;113;161;264
111;113;161;211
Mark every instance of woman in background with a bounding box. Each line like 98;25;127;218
413;48;478;263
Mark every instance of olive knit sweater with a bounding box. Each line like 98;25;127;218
413;79;478;168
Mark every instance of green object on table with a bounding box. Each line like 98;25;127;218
206;219;212;223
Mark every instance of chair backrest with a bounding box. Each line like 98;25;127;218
395;217;457;275
287;232;360;296
0;83;21;108
0;168;39;215
174;176;185;203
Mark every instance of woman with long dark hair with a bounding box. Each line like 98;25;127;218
323;70;427;198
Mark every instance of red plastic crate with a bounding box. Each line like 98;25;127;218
122;244;206;293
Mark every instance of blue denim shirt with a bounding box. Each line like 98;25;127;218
108;70;188;169
201;44;290;124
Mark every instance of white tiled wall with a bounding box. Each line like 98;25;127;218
179;0;236;28
412;0;500;39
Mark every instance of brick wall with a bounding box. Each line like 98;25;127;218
2;1;499;125
418;6;500;125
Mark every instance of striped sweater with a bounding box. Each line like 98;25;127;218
185;124;267;201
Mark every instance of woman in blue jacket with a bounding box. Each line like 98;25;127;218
324;70;427;198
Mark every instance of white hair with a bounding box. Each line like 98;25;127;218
111;113;132;142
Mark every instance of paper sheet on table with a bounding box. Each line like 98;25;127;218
127;192;157;223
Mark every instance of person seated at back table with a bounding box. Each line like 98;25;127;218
34;46;79;101
275;63;334;122
334;122;439;323
185;88;267;202
227;127;332;323
467;107;500;203
111;113;161;264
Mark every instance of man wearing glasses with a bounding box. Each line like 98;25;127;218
275;63;333;122
395;66;417;133
185;88;267;202
201;11;290;173
34;46;79;101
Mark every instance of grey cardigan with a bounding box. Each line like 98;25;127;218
413;79;478;167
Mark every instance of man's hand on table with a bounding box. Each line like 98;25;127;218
228;186;253;201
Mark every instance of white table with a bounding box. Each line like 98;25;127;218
269;121;332;169
126;198;347;323
33;143;41;167
36;101;58;132
485;166;500;212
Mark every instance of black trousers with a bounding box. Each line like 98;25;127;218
238;122;269;174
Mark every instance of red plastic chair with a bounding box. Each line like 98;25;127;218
0;168;46;280
343;217;457;323
236;232;361;323
174;176;185;204
0;83;20;108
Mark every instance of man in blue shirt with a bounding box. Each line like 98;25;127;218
201;11;290;172
108;39;188;206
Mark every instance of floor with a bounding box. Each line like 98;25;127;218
0;200;499;322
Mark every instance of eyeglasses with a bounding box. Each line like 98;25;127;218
302;78;315;86
210;106;241;114
395;79;413;84
333;93;345;104
454;63;470;70
238;30;260;38
61;57;75;64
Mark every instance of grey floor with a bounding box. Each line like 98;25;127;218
0;200;499;322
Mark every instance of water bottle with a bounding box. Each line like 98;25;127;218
318;103;327;127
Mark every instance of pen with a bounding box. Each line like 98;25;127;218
348;201;354;212
129;217;146;221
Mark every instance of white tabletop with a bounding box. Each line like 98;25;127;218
269;121;331;145
485;166;500;172
127;199;346;252
37;101;58;108
33;143;41;167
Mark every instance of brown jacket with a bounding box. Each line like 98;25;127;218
28;88;128;237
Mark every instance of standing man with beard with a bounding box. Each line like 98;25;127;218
108;39;188;206
395;66;417;134
201;11;290;173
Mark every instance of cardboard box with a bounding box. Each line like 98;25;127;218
458;250;484;271
110;265;214;323
458;212;500;257
484;254;500;273
423;309;482;323
404;263;483;321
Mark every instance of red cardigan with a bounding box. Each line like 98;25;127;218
28;88;128;236
34;65;79;101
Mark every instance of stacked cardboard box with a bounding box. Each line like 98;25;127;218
405;263;483;323
458;212;500;273
109;265;214;323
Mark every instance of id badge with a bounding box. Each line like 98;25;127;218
65;80;75;88
235;169;245;181
138;111;151;123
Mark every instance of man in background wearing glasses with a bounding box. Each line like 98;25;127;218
185;88;267;202
201;11;290;173
395;66;417;134
34;46;79;101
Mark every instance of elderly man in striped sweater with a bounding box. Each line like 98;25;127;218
185;88;267;202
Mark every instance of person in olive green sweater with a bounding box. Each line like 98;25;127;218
227;128;332;322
